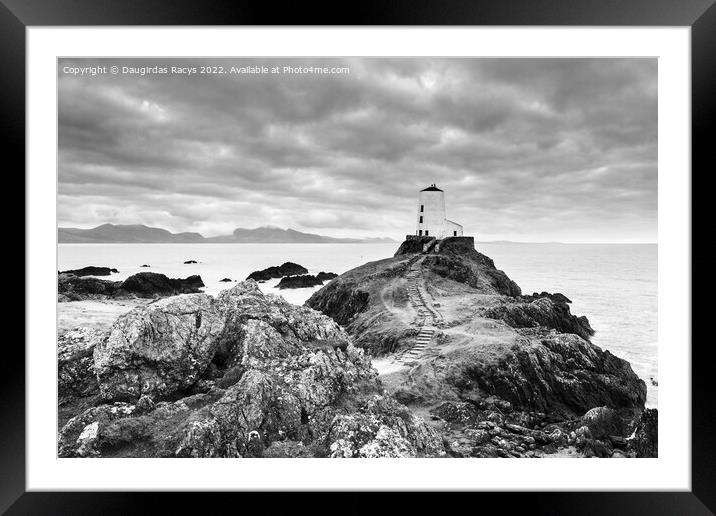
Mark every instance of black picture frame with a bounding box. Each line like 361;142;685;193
4;0;711;513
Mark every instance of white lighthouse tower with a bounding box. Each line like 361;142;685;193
415;184;463;239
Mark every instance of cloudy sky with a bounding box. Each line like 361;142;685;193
58;58;657;243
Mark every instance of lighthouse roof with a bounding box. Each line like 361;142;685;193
421;184;443;192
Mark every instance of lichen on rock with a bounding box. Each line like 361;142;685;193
94;293;225;402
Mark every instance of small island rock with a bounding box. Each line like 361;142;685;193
277;275;324;289
246;262;308;281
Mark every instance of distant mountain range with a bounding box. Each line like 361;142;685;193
58;224;396;244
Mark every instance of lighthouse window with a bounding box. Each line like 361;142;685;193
418;230;423;236
426;231;429;236
420;205;424;212
419;216;423;223
454;231;457;236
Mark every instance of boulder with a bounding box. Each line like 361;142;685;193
94;293;225;401
214;280;352;367
327;396;444;458
58;402;137;457
58;328;102;399
184;260;198;264
580;406;626;440
219;278;233;282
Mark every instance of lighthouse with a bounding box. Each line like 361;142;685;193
415;184;463;239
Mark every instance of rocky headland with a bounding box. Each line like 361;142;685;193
306;236;654;458
57;237;655;458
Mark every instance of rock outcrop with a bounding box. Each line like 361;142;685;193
246;262;308;281
94;294;225;401
59;328;102;399
276;272;338;289
627;408;658;457
277;274;324;289
483;296;594;340
58;272;205;301
316;272;338;282
58;274;121;300
58;281;443;458
60;266;119;277
119;272;204;297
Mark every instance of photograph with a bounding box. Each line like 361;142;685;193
56;57;658;459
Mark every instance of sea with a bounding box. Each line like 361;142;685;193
58;242;658;407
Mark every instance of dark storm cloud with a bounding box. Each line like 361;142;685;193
58;57;657;242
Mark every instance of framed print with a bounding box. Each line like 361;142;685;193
5;0;713;513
